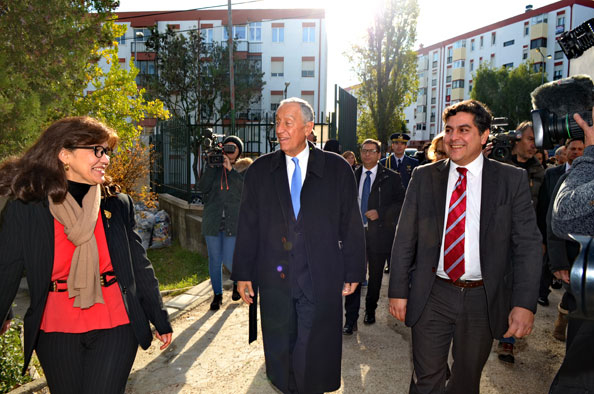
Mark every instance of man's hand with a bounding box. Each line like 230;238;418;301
0;319;11;335
502;306;534;339
365;209;379;221
389;298;407;322
574;108;594;147
155;332;173;350
238;281;254;304
553;269;570;284
342;282;359;296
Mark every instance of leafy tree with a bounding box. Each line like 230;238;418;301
349;0;419;147
470;62;544;128
145;27;265;124
0;0;118;158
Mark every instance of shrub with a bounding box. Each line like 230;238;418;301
0;319;32;393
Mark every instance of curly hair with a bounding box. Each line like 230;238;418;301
0;117;119;203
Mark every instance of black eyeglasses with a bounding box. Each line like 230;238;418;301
69;146;113;158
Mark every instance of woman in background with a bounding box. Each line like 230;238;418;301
426;132;448;162
0;117;172;394
342;150;358;171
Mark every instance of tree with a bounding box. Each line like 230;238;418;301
0;0;118;158
349;0;419;148
145;27;265;124
470;62;544;128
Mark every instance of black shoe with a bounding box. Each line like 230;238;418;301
364;311;376;325
497;342;515;364
210;294;223;311
232;283;241;301
537;296;549;306
384;265;390;274
343;321;358;335
551;279;563;289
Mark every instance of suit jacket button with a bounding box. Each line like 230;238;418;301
280;273;286;279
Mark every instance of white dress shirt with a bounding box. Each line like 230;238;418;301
358;164;378;226
286;144;310;192
437;154;484;280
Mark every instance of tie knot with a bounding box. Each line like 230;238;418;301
366;170;372;176
292;157;299;166
457;167;468;176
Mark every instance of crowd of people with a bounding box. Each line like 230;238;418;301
0;92;592;394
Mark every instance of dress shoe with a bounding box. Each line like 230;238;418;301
537;296;549;306
210;294;223;311
497;342;514;364
232;283;241;301
363;311;376;325
343;321;358;335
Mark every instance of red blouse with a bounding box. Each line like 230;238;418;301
40;213;130;333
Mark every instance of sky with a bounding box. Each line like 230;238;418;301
115;0;554;93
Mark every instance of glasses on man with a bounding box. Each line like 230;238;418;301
361;148;378;154
69;146;113;158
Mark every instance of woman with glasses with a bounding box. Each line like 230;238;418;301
0;117;172;394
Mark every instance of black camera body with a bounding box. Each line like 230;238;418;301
201;128;236;167
488;117;520;162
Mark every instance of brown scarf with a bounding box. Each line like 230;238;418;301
49;185;103;309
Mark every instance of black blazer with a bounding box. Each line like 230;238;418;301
537;164;566;240
0;193;172;374
388;158;542;338
355;164;405;253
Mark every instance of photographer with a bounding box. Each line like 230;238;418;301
548;108;594;394
197;136;249;310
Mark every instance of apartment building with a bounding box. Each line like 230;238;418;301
405;0;594;142
109;8;328;123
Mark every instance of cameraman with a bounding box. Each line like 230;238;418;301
548;108;594;394
197;136;249;311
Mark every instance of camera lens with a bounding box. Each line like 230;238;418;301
532;109;590;149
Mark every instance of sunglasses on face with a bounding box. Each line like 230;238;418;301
69;145;113;158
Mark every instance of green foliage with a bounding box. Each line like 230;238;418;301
470;62;544;129
0;0;118;159
147;240;209;291
0;319;31;393
349;0;419;145
145;27;265;123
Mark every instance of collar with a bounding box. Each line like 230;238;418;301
362;164;378;176
449;153;484;177
271;141;324;178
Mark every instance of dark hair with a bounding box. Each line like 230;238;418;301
565;137;585;148
0;116;119;203
442;99;492;134
361;138;381;152
323;139;341;154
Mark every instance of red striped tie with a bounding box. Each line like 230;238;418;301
444;167;468;282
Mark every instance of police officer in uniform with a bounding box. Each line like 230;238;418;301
380;133;419;190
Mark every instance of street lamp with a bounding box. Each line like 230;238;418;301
284;81;290;99
535;47;552;85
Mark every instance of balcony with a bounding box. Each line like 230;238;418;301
131;41;152;53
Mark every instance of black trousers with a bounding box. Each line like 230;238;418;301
36;324;138;394
344;251;390;324
286;286;316;394
410;279;492;394
539;253;554;299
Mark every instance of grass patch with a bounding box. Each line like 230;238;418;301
148;240;209;291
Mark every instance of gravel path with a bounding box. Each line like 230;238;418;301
126;275;566;393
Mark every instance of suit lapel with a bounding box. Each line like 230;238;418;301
432;160;449;237
480;158;498;247
270;149;295;223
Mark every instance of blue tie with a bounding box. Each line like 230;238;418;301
291;157;302;219
361;170;371;225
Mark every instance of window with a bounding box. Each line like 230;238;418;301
452;80;464;89
447;47;453;64
530;38;547;49
446;75;451;83
470;59;474;71
480;36;484;48
554;64;563;80
417;105;426;113
116;34;126;45
491;32;496;46
523;48;529;60
471;39;475;51
301;57;315;77
223;25;247;40
432;79;437;86
271;57;284;77
453;40;466;49
503;62;514;69
201;27;213;44
446;86;452;97
430;111;436;123
271;92;283;111
524;22;530;36
556;15;565;34
468;82;473;93
249;22;261;41
302;24;315;43
272;24;284;43
418;87;427;96
503;40;514;47
134;28;151;42
453;60;464;68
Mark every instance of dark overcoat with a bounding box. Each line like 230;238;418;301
0;193;172;374
231;143;366;393
355;164;405;253
380;153;419;189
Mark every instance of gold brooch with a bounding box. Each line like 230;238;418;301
104;210;112;219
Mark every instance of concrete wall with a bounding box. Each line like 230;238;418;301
158;193;207;256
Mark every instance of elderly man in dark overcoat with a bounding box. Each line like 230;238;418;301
231;97;366;394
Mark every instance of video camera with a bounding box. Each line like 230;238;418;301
201;128;236;167
487;117;521;162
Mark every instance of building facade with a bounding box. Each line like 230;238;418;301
405;0;594;142
107;9;328;123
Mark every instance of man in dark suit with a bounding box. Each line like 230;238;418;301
231;97;366;394
380;132;419;190
388;100;541;394
343;139;404;334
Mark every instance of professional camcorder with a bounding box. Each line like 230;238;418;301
557;18;594;60
487;117;520;162
201;128;236;167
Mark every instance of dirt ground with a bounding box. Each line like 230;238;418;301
124;276;566;394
